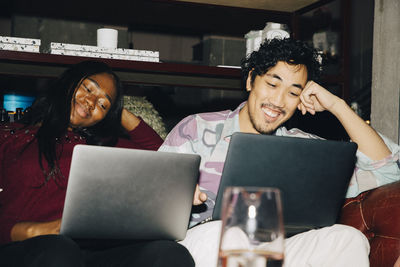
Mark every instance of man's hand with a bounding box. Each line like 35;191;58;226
298;81;391;161
193;184;207;205
11;219;61;242
297;81;341;115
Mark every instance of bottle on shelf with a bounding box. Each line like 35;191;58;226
15;107;24;121
1;108;9;124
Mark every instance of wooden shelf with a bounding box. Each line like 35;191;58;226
0;50;242;90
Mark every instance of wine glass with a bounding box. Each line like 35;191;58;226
217;187;285;267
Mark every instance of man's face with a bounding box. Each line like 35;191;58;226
239;61;308;134
70;72;117;128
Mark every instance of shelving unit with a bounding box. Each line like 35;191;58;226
0;0;349;97
0;0;351;136
0;50;242;90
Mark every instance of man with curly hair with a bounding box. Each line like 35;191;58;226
159;38;400;267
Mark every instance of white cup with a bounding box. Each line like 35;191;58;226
97;28;118;49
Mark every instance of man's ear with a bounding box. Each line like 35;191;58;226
246;71;253;92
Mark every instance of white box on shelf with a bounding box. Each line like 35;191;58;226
50;42;159;58
50;49;159;62
0;43;40;53
0;36;41;46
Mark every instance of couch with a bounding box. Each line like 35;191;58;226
123;95;168;140
339;180;400;267
125;96;400;266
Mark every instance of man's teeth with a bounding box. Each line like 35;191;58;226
262;108;279;118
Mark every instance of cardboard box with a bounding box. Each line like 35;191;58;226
193;35;245;67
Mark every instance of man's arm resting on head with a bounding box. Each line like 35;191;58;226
299;81;391;161
329;99;391;161
299;81;400;197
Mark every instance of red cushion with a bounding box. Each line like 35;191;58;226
339;181;400;267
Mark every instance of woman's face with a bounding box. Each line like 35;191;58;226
69;72;117;128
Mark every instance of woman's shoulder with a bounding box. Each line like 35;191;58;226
0;122;38;132
0;123;38;143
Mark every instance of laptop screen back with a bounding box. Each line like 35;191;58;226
61;145;200;241
212;133;357;236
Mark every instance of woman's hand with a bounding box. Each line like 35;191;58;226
11;219;61;242
297;81;341;115
193;184;208;205
121;108;141;131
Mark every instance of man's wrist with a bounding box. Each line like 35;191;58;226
329;98;347;117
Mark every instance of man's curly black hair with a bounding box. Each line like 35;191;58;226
241;38;322;86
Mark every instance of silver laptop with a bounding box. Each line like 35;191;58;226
60;144;200;241
213;132;357;237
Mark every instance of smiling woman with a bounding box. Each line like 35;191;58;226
19;61;151;181
70;73;117;128
0;60;195;267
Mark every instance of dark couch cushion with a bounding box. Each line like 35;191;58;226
339;181;400;267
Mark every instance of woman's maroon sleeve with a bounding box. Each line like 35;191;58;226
116;119;164;151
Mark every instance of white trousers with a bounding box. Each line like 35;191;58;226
179;221;370;267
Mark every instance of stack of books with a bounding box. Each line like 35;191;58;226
0;36;41;53
50;42;159;62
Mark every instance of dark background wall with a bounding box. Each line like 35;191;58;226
0;0;375;137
